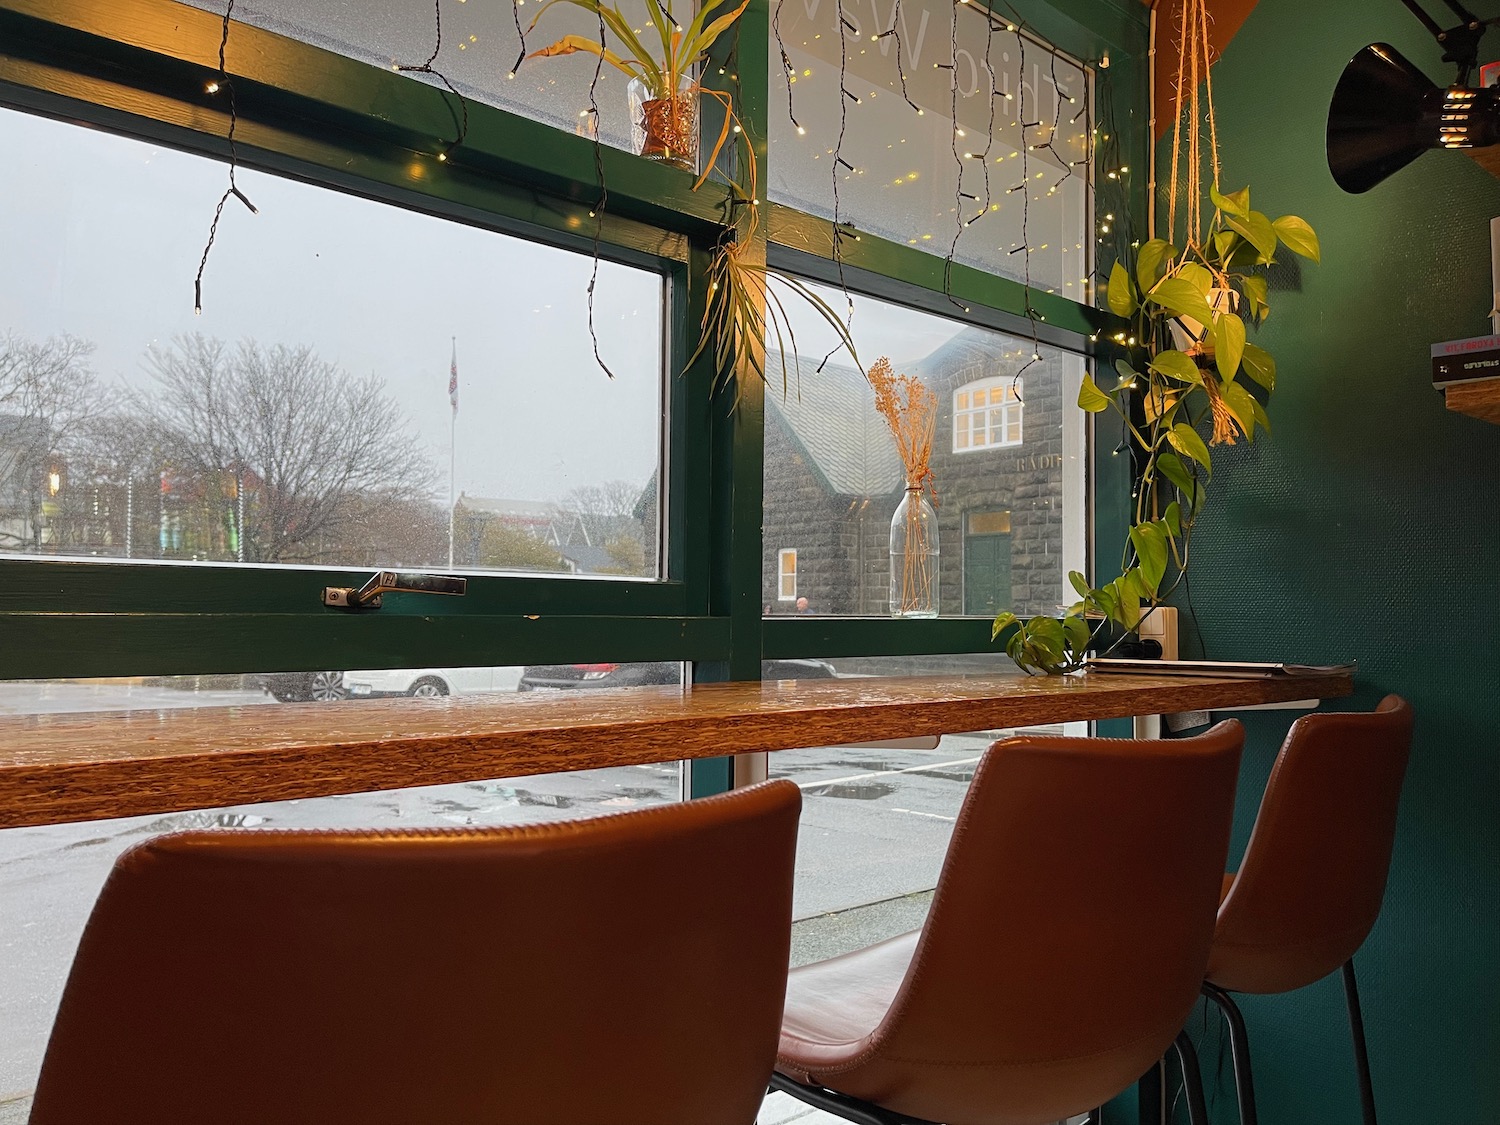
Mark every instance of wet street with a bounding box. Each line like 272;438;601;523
0;681;1019;1106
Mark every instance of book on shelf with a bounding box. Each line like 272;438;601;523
1085;658;1356;679
1432;335;1500;388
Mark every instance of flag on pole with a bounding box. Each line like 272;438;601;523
449;338;459;415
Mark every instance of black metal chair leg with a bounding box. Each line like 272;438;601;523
1138;1057;1166;1125
1202;982;1258;1125
1342;959;1379;1125
1173;1031;1210;1125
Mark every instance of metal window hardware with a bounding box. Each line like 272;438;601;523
323;570;468;610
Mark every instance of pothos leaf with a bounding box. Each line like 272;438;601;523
1130;522;1168;594
1136;239;1174;294
1241;274;1270;323
991;611;1020;641
1163;500;1183;537
1168;422;1213;475
1211;184;1251;219
1272;215;1321;263
1149;349;1202;384
1069;571;1092;599
1214;313;1246;382
1146;278;1216;329
1218;379;1260;440
1241;342;1277;391
1225;210;1277;261
1107;261;1137;318
1077;374;1112;413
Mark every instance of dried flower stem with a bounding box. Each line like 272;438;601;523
870;356;938;615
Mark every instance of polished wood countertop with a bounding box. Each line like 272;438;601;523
0;670;1352;829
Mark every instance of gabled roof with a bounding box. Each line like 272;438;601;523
764;354;902;497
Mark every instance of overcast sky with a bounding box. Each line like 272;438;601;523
0;105;979;506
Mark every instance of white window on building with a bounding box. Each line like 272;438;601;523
953;377;1023;453
778;549;798;600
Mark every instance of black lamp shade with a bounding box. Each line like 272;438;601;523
1328;44;1440;194
1329;43;1500;193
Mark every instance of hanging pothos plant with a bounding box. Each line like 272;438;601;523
992;0;1320;674
993;187;1321;673
526;0;860;398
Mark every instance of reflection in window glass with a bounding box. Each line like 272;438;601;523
0;669;681;1108
762;281;1086;618
768;3;1091;295
0;767;681;1109
180;0;669;156
760;653;1085;967
0;108;664;576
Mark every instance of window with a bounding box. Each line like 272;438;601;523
953;376;1024;453
0;0;1134;1115
179;0;671;156
0;107;667;579
768;0;1093;295
762;280;1086;618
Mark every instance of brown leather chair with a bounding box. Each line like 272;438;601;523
773;722;1245;1125
29;780;802;1125
1201;695;1414;1125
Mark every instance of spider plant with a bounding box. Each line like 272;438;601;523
529;0;862;399
527;0;749;101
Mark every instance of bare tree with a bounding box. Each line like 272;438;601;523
555;480;647;548
0;331;115;552
140;334;436;563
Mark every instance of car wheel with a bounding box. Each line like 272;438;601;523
309;671;347;702
409;677;448;698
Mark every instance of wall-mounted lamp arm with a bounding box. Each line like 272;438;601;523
323;570;468;610
1399;0;1495;84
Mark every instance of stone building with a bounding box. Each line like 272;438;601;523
762;326;1077;617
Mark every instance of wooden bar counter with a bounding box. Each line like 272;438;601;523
0;670;1353;829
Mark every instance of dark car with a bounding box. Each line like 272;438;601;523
516;658;839;691
259;670;348;703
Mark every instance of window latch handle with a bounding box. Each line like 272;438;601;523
323;570;468;610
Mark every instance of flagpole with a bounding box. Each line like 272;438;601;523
448;336;456;569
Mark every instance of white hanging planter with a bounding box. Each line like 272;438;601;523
1169;287;1239;356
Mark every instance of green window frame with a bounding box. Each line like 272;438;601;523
0;0;1146;701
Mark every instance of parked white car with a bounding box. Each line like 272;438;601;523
343;666;524;698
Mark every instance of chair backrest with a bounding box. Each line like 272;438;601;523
845;722;1245;1123
31;780;802;1125
1209;695;1414;994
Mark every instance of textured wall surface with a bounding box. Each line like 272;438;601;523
1166;0;1500;1121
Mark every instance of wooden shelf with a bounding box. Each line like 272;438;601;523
0;670;1353;829
1444;377;1500;423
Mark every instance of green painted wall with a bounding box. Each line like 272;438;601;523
1169;0;1500;1121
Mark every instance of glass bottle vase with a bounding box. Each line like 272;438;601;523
889;486;939;618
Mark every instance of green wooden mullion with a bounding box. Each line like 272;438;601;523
0;0;734;236
768;234;1111;357
0;558;693;618
725;0;770;687
0;54;692;269
761;617;1011;661
0;613;732;681
977;0;1148;64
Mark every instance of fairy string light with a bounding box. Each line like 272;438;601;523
816;0;858;373
941;1;969;314
509;0;527;80
584;3;616;379
395;0;470;162
193;0;257;315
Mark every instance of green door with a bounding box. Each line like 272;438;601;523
964;510;1013;616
